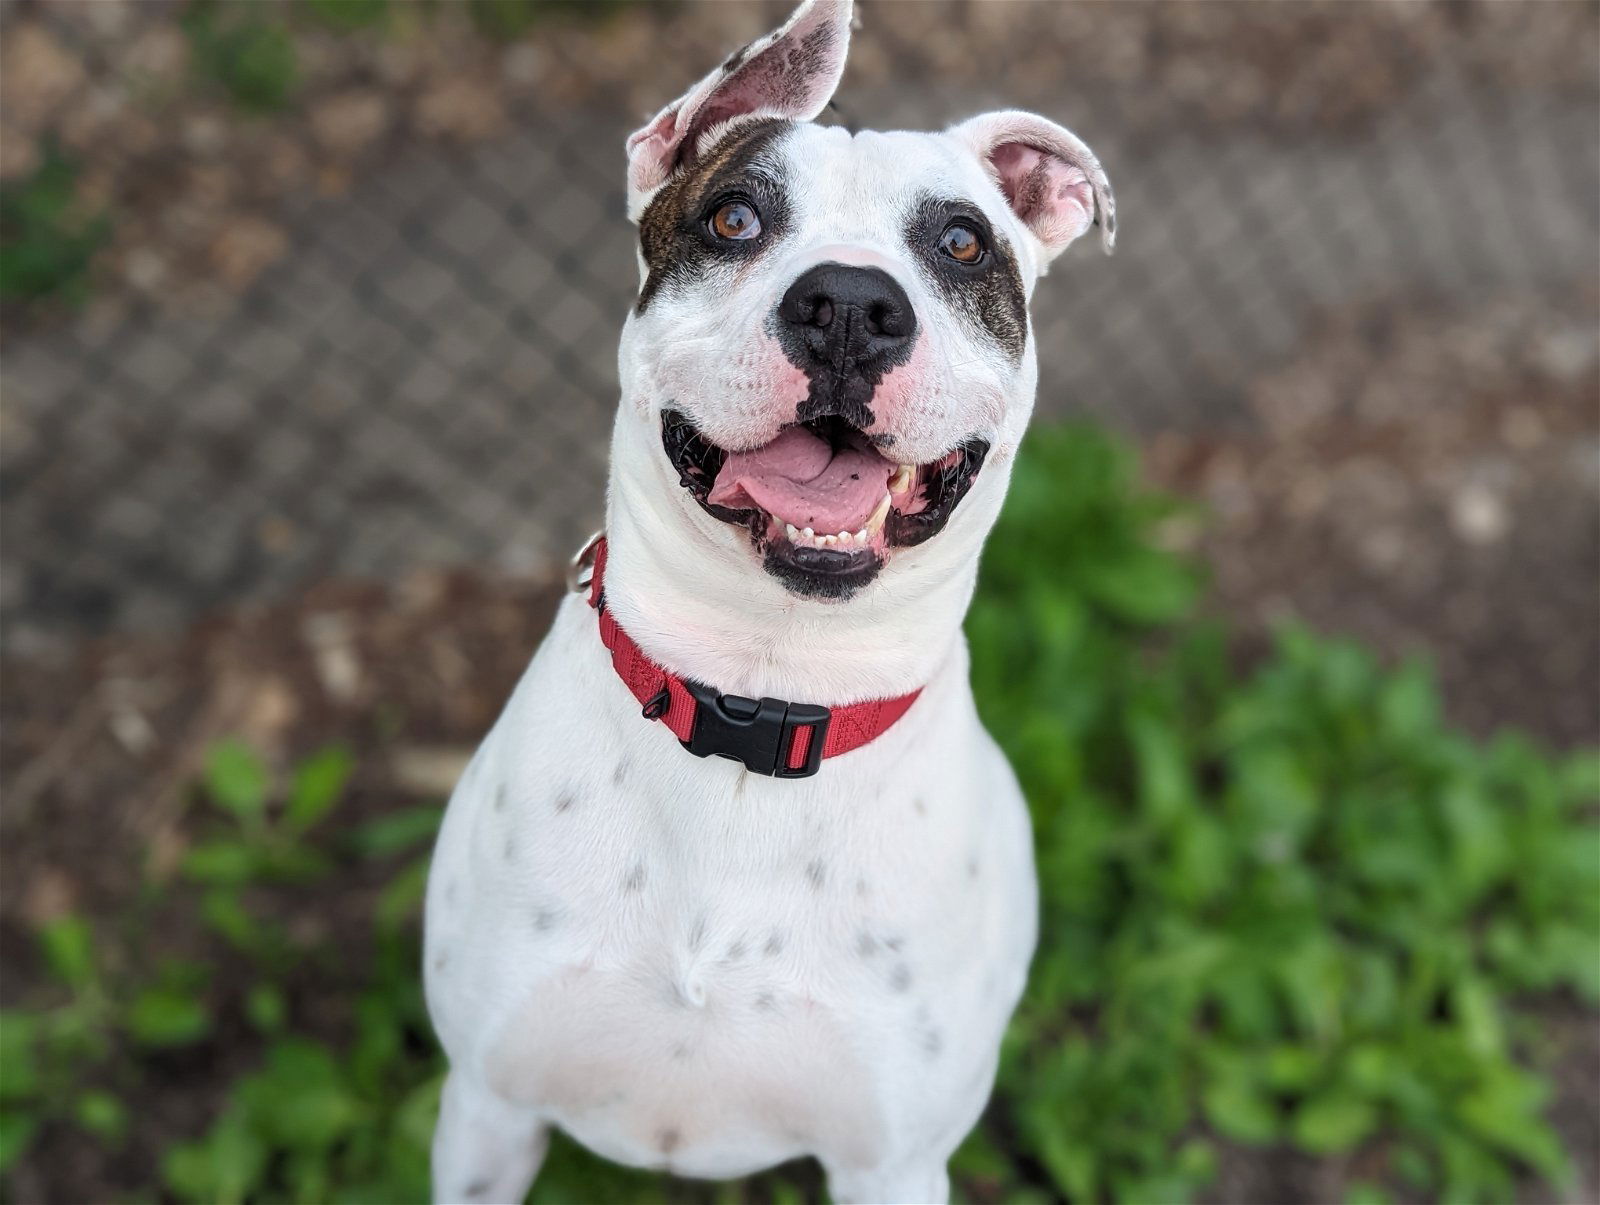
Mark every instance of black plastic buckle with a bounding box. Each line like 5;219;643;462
680;680;831;779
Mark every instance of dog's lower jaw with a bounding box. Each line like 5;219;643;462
600;415;1000;705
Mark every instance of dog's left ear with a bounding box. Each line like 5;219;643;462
626;0;853;217
951;110;1116;270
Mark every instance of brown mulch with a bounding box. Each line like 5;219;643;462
4;0;1594;316
0;567;561;946
1144;289;1600;750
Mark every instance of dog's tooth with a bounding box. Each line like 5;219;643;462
866;492;892;532
853;528;868;543
801;527;814;541
836;530;853;546
785;523;799;541
889;464;915;495
821;533;836;546
868;494;891;531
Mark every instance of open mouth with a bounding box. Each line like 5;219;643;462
661;409;989;597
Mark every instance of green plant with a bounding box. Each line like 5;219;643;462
0;743;356;1184
183;6;299;113
0;916;134;1173
956;423;1598;1202
0;144;110;306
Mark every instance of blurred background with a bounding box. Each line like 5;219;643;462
1;2;1595;1203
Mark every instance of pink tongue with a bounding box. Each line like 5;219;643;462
708;425;892;534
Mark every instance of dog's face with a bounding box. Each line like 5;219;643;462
618;0;1112;600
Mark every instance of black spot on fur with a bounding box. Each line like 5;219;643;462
612;760;629;787
533;906;562;932
658;1127;682;1155
805;859;827;889
432;950;448;972
636;117;795;312
856;930;879;958
967;855;981;880
553;792;575;814
913;797;927;816
688;914;708;952
503;835;516;861
492;785;506;812
464;1178;491;1198
755;990;776;1011
889;963;913;993
764;930;786;957
725;939;747;961
623;862;647;892
922;1028;944;1059
905;191;1027;364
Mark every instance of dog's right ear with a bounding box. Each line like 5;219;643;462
625;0;853;218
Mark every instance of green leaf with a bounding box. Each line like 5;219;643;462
73;1089;127;1141
1202;1075;1278;1143
182;839;262;886
203;739;270;823
238;1041;362;1152
163;1107;266;1205
128;986;210;1048
350;805;444;859
285;746;354;833
1293;1091;1377;1154
246;985;286;1035
38;915;95;992
0;1013;40;1103
0;1109;39;1173
375;857;430;933
0;143;110;306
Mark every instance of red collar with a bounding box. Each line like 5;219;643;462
582;537;921;779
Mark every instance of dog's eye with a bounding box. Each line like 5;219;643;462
939;223;984;264
709;199;762;241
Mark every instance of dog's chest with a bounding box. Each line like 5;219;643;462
441;743;1020;1176
483;854;917;1177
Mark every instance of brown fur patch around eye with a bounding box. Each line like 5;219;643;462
905;192;1028;364
636;117;794;313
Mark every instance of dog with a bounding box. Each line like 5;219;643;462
423;2;1113;1201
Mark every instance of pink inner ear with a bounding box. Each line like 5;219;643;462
625;0;850;202
990;142;1094;250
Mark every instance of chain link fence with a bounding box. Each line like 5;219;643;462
2;0;1596;654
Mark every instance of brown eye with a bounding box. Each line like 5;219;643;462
710;199;761;241
939;222;984;264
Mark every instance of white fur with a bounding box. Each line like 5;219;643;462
424;2;1111;1201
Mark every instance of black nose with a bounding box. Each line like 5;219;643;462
778;263;916;368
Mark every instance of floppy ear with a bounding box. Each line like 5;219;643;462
625;0;853;217
951;110;1116;269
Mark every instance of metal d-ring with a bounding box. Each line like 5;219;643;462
566;529;604;594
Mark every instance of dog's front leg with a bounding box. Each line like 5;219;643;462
825;1157;951;1205
431;1068;548;1205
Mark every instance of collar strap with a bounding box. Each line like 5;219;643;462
584;537;920;779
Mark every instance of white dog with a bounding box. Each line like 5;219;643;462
423;2;1113;1201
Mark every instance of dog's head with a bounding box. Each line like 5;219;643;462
616;0;1112;601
